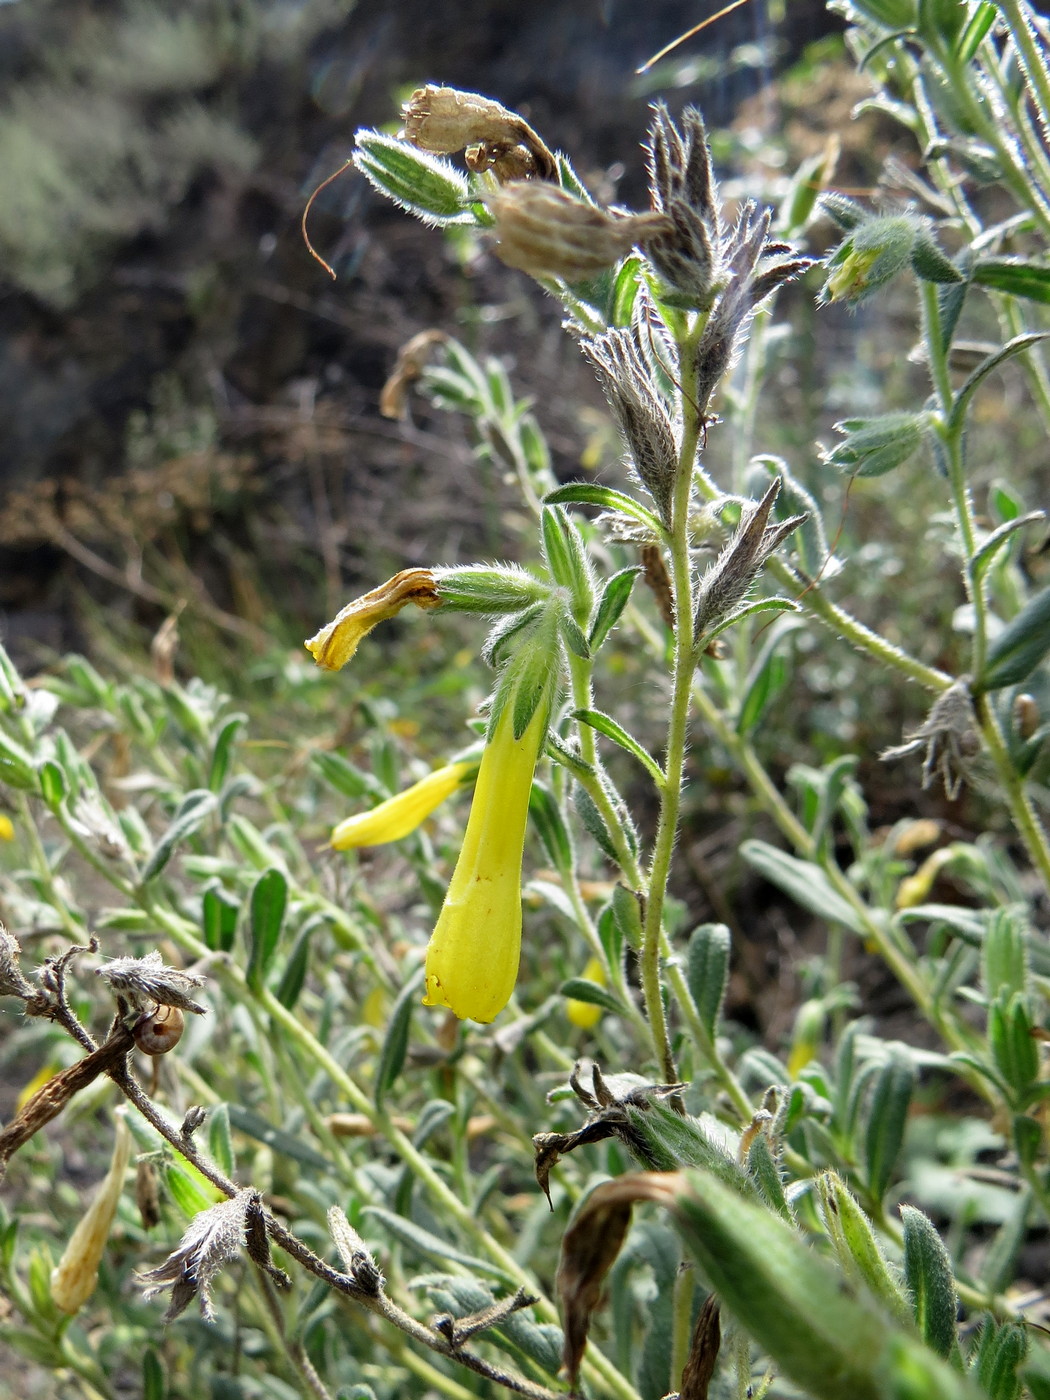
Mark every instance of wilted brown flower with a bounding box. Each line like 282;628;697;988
883;678;980;800
305;569;442;671
96;950;206;1015
401;84;557;181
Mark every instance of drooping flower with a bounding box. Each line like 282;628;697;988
51;1112;133;1315
304;569;441;671
330;759;477;849
423;697;548;1024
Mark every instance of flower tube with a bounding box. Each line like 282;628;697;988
423;700;547;1024
331;760;476;849
51;1112;132;1315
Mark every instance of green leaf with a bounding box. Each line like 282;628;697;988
353;131;475;225
363;1206;511;1281
246;867;287;994
224;1103;331;1171
864;1048;915;1203
971;511;1045;589
202;885;239;953
374;968;424;1110
955;1;995;61
949;333;1050;435
686;923;731;1039
701;596;801;647
574;784;620;863
901;1204;959;1360
275;923;314;1010
311;750;382;801
529;781;573;875
917;0;965;43
972;258;1050;305
740;841;866;934
737;620;797;736
588;566;641;652
141;789;218;882
542;482;665;536
38;760;67;808
910;228;964;283
977;585;1050;692
207;713;246;793
558;978;623;1015
142;1348;166;1400
207;1104;235;1179
981;1186;1031;1297
572;708;664;786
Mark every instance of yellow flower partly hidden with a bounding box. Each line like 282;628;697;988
51;1112;133;1315
566;957;606;1030
0;814;13;841
423;701;546;1024
304;569;441;671
331;760;475;849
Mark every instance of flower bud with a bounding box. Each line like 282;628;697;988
51;1113;132;1315
821;214;918;303
487;183;671;284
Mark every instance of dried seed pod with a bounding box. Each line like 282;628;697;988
133;1004;185;1056
1014;693;1040;740
487;183;671;283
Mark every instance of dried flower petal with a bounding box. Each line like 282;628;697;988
139;1189;258;1322
401;84;556;180
305;569;441;671
51;1113;133;1314
882;679;980;800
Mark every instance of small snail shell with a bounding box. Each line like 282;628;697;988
133;1004;185;1055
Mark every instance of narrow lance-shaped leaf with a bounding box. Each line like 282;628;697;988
572;709;664;786
741;841;866;934
374;967;425;1110
864;1047;915;1204
976;584;1050;693
686;923;731;1039
246;867;287;994
141;790;218;883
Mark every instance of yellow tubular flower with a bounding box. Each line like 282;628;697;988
50;1113;133;1315
566;957;606;1030
331;761;474;849
423;702;547;1024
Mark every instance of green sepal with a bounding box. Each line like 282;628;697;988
863;1048;915;1204
981;907;1029;999
987;992;1038;1102
972;1316;1026;1400
955;1;996;61
612;883;644;953
686;923;731;1039
540;506;596;620
976;584;1050;692
353;131;475;226
825;412;927;477
38;760;67;808
436;565;550;614
901;1203;959;1361
909;227;964;283
746;1131;792;1221
819;192;870;231
818;1171;912;1325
